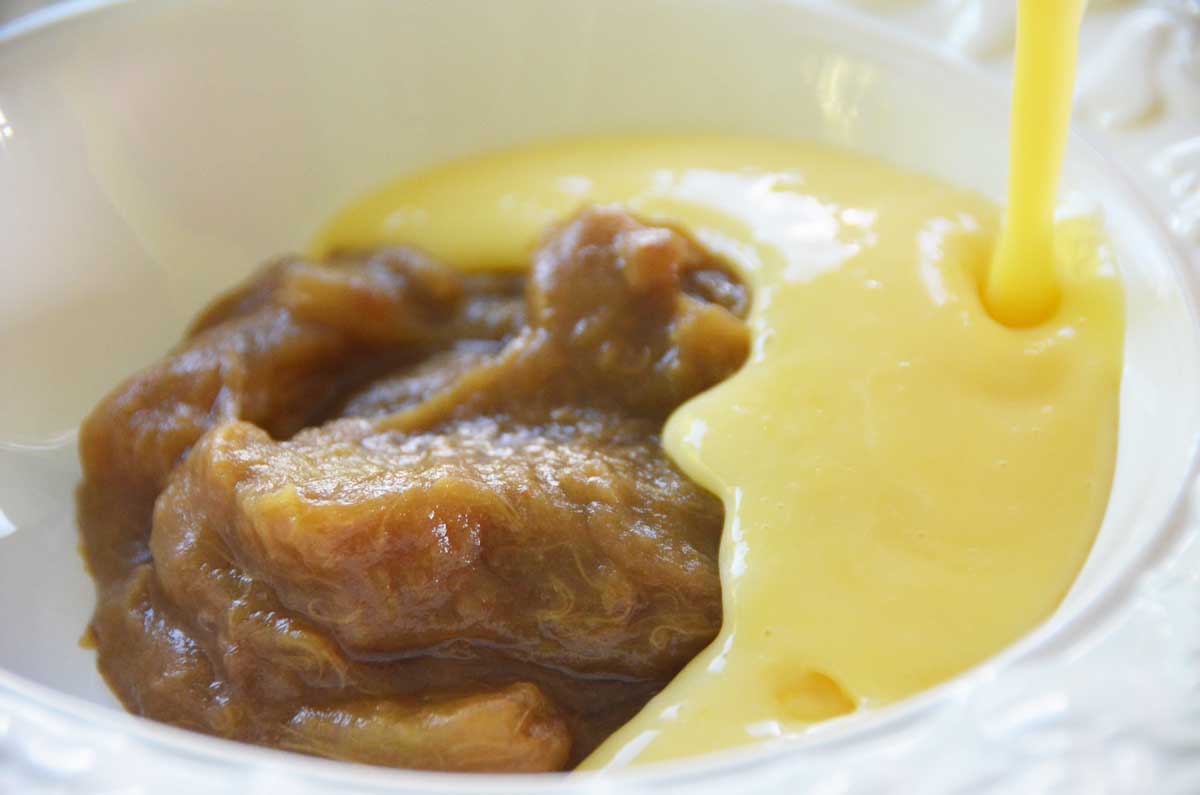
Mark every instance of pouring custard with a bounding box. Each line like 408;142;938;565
76;0;1120;772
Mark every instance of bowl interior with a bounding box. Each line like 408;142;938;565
0;0;1197;781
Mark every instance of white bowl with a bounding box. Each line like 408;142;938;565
1;1;1198;792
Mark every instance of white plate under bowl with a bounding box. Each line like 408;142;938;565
0;1;1197;793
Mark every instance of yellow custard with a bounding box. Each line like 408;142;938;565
316;134;1123;766
986;0;1086;326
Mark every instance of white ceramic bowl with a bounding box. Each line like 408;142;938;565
1;1;1198;793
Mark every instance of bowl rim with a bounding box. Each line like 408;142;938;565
2;0;1199;790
